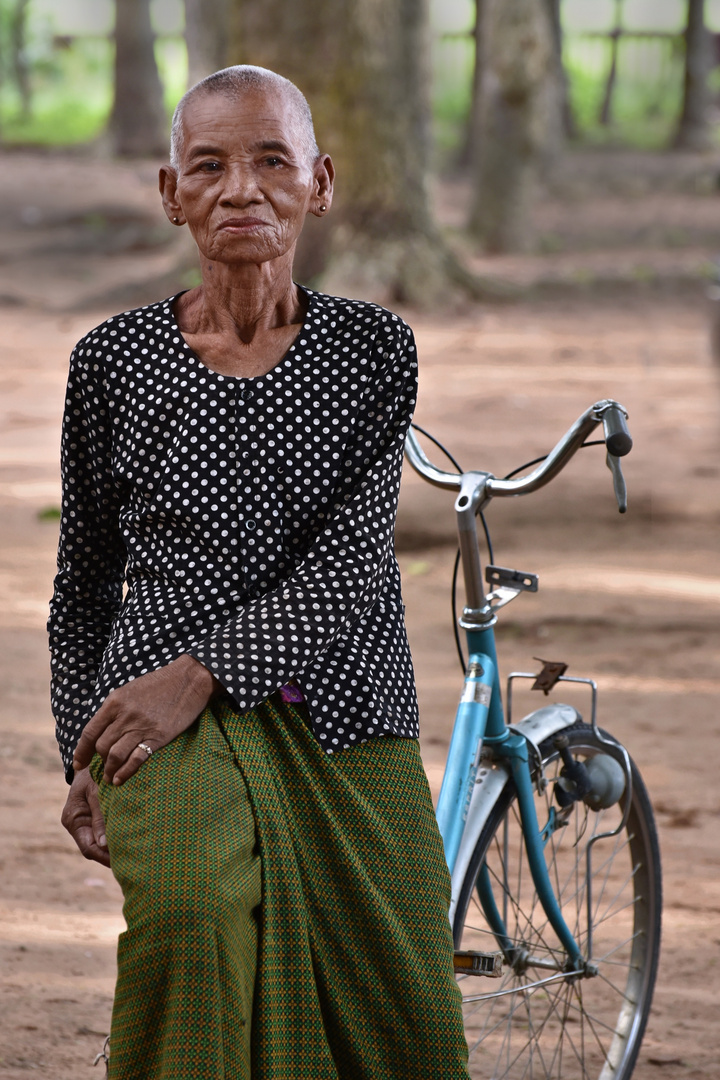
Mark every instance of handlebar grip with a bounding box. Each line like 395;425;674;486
602;406;633;457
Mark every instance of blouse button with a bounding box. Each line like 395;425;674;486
240;388;254;401
245;519;257;531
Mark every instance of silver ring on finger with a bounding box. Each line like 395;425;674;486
136;742;153;757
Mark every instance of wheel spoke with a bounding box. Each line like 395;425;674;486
591;829;633;925
482;859;564;963
572;983;618;1070
594;968;638;1005
561;992;627;1034
533;982;592;1077
591;894;639;930
455;730;660;1079
593;929;643;964
592;856;640;926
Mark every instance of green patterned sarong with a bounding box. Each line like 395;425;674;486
91;694;469;1079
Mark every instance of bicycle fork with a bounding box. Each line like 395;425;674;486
436;634;588;977
481;735;587;974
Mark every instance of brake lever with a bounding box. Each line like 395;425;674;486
606;452;627;513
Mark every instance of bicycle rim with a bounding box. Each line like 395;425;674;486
453;724;661;1080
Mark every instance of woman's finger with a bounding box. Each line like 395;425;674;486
94;717;142;765
102;730;151;785
72;696;116;770
61;772;111;868
76;830;112;868
87;776;108;853
108;742;156;786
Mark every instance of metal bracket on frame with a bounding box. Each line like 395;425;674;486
483;565;539;616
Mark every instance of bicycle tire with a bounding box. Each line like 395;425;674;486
453;722;661;1080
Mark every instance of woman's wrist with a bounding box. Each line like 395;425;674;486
174;653;222;701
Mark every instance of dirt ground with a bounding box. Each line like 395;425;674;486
1;149;719;1078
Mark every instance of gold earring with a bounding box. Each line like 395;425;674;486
319;205;327;213
172;216;180;224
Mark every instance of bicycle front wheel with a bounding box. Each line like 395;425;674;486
453;723;661;1080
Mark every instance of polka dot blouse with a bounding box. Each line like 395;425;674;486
48;288;420;781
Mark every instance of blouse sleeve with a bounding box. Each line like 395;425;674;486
47;342;126;751
187;315;417;712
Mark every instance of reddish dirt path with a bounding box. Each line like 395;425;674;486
1;295;718;1078
1;150;719;1078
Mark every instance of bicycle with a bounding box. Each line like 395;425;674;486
404;399;662;1080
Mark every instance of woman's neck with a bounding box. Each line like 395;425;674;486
178;253;304;344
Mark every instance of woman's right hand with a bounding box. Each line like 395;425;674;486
61;768;111;868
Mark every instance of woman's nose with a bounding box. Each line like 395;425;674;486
220;164;262;204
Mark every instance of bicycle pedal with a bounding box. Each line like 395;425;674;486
453;950;503;978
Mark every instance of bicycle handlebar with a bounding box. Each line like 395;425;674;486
601;405;633;457
405;399;632;510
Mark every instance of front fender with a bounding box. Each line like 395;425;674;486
448;702;581;923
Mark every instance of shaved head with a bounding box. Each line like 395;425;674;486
170;65;319;170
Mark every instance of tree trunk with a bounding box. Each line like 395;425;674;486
467;0;556;254
226;0;495;306
184;0;230;86
545;0;576;139
598;0;623;127
458;0;485;171
10;0;32;121
675;0;712;150
109;0;167;157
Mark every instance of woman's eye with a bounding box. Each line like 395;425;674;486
199;161;220;172
264;156;283;167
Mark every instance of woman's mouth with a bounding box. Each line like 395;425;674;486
219;217;267;231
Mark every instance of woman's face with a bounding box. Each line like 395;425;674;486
160;88;333;267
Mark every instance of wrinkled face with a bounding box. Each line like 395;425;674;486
164;88;327;266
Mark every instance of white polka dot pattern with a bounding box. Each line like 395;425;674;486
48;288;420;780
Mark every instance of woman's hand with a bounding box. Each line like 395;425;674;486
72;654;220;786
61;768;111;868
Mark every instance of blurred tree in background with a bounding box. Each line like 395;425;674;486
226;0;482;304
467;0;561;253
675;0;713;149
185;0;228;85
0;0;32;128
10;0;30;119
545;0;576;139
110;0;166;156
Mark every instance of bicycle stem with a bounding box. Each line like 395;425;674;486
455;472;494;627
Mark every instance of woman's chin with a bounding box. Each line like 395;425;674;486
199;239;289;270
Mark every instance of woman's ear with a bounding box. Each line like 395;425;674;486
310;154;335;217
159;165;185;226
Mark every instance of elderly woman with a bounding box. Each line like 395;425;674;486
50;66;469;1079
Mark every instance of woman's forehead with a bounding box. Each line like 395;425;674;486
181;89;302;154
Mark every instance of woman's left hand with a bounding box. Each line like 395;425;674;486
72;654;220;786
